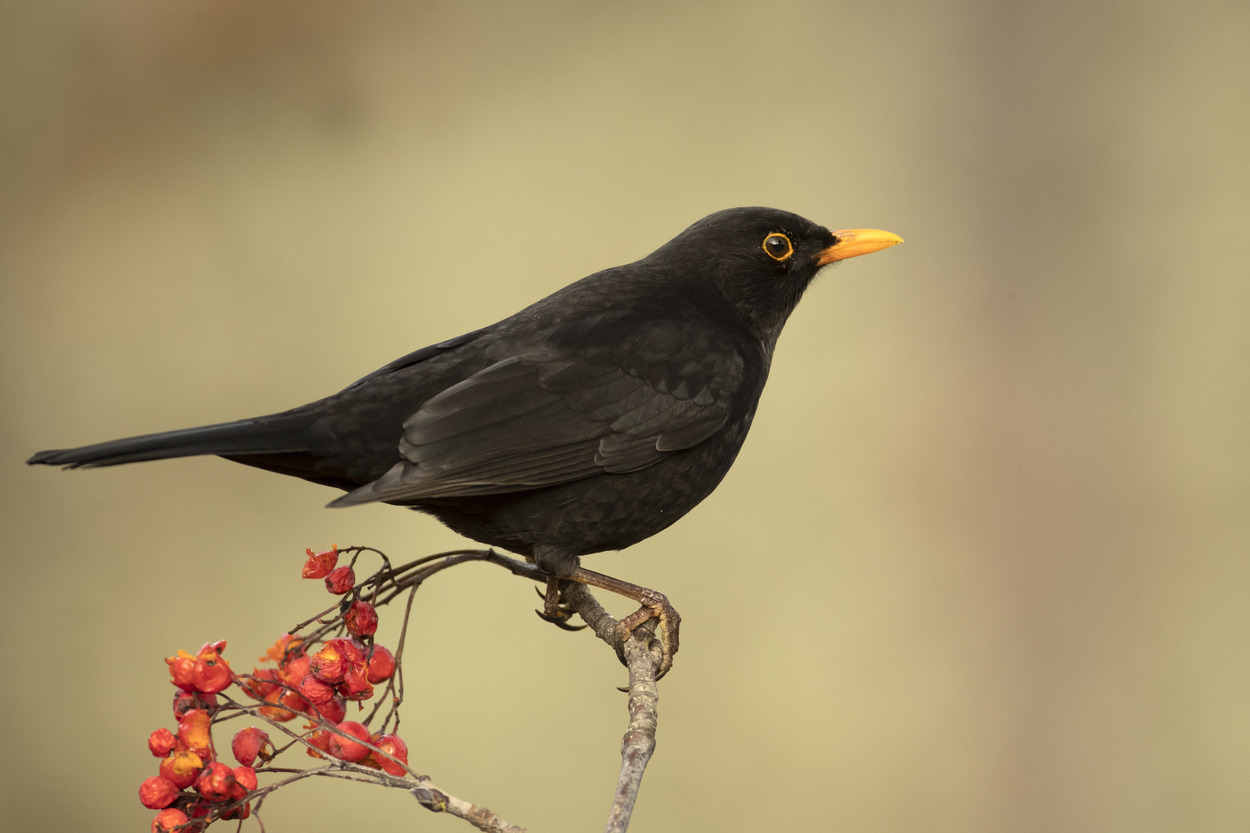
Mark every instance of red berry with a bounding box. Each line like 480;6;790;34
299;673;335;706
233;765;258;792
311;694;347;724
371;733;410;776
239;667;281;702
278;653;311;688
173;690;218;719
339;666;374;701
336;638;366;666
310;643;348;684
166;651;198;691
279;689;310;716
148;727;176;758
302;547;339;579
159;749;203;790
138;775;181;809
192;648;233;695
344;600;378;637
151;808;188;833
195;761;238;802
326;721;371;762
325;566;355;594
305;728;330;759
231;727;271;767
177;709;213;759
366;645;396;683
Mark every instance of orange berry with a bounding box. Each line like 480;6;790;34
138;775;180;809
159;748;203;790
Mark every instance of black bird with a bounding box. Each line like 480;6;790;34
28;207;901;674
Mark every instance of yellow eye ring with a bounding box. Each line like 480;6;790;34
762;233;794;262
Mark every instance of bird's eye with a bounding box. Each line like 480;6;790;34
762;233;794;262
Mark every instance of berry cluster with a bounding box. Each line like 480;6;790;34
140;547;409;832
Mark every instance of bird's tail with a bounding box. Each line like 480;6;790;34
27;419;306;469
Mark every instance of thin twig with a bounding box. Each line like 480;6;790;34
220;691;527;832
409;774;528;833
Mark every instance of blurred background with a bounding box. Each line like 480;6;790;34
3;1;1248;831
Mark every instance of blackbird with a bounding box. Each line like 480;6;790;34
28;207;901;674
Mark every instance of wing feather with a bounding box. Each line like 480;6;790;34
330;322;747;507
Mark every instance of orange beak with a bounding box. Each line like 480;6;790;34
816;228;904;266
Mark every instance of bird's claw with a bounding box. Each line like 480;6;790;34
534;606;588;631
534;580;588;631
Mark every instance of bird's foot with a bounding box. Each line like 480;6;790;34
534;579;588;632
613;587;681;680
568;567;681;680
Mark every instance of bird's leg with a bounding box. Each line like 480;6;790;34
532;547;587;630
531;546;680;678
564;566;682;680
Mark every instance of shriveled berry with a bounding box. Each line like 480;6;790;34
299;673;335;706
302;547;339;579
309;643;348;684
325;566;355;594
339;666;374;702
344;600;378;637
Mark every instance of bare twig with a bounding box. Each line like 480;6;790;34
215;690;526;832
557;582;661;833
409;775;527;833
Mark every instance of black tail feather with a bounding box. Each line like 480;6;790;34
27;420;306;469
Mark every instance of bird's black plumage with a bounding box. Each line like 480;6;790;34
29;207;901;583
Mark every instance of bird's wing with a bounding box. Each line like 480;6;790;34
330;321;746;506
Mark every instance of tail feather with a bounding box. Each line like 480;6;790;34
27;419;306;469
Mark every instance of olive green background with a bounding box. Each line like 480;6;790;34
3;2;1247;831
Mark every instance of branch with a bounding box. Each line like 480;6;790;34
558;583;661;833
410;776;527;833
221;693;528;833
253;548;665;833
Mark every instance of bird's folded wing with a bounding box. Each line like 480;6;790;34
330;341;742;506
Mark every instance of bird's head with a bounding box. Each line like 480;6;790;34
647;207;902;343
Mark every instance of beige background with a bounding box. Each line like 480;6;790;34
3;2;1248;831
